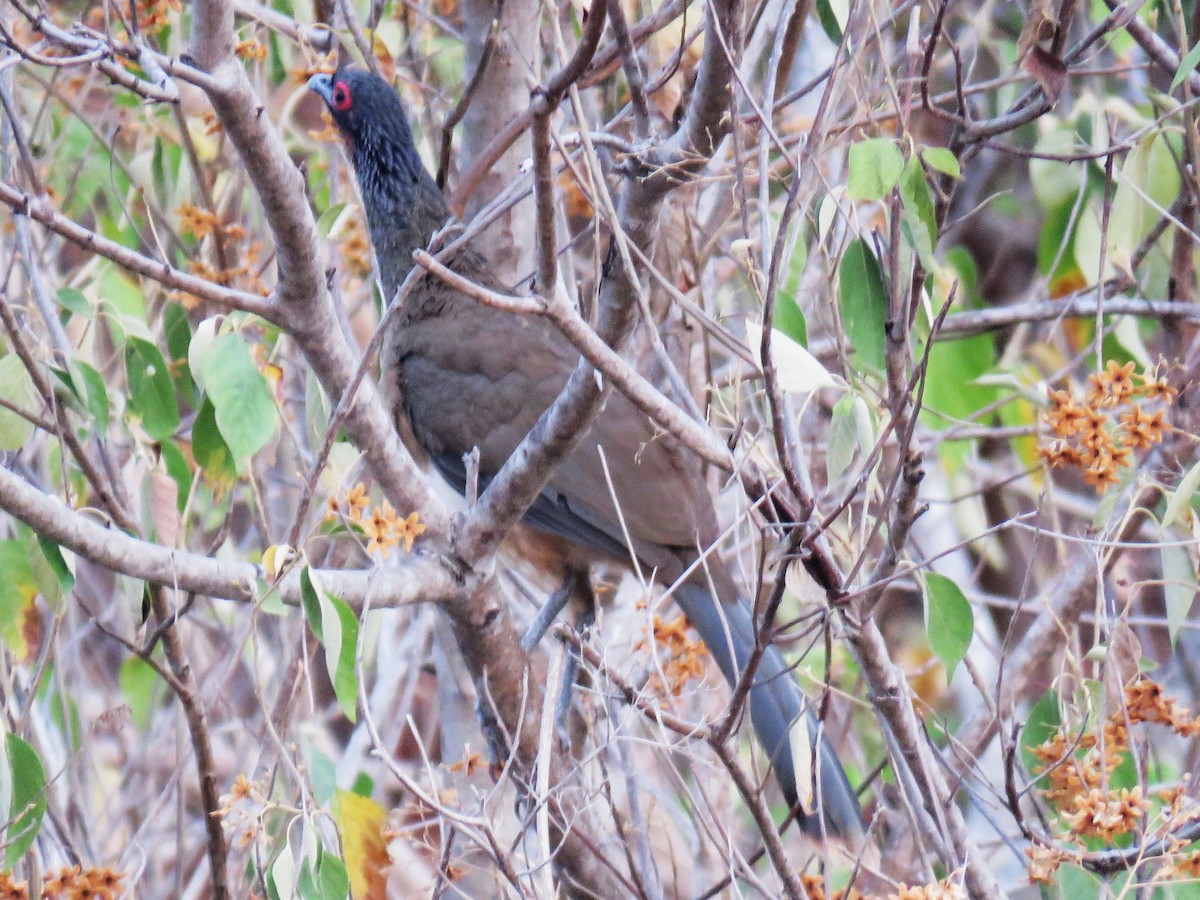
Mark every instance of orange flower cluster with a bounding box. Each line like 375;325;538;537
889;880;964;900
134;0;181;34
178;203;247;243
214;774;268;850
1173;850;1200;877
637;614;708;696
800;874;963;899
1060;786;1148;843
1024;843;1076;885
801;874;864;899
176;204;271;302
339;216;375;279
1124;678;1200;734
0;865;126;900
291;64;337;85
1038;361;1175;493
234;38;268;62
185;252;270;300
327;484;427;556
201;111;223;136
217;772;260;810
1029;716;1131;827
1026;677;1200;880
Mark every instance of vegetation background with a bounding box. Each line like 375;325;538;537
0;0;1199;896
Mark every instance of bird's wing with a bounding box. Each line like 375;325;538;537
391;281;718;571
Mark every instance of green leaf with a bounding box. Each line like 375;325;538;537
838;238;888;373
847;139;905;201
299;847;350;900
316;853;349;900
36;537;75;598
1058;864;1102;897
119;656;159;731
1076;133;1181;280
192;397;237;489
3;733;46;869
198;332;279;468
1172;39;1200;90
923;572;974;680
812;0;843;42
126;337;180;441
164;302;193;365
297;845;350;900
922;335;996;419
899;156;938;269
1162;544;1197;646
920;147;961;178
0;542;37;660
921;252;995;466
71;361;110;431
317;201;349;236
300;568;360;722
1030;128;1086;210
101;266;145;319
1037;194;1084;283
56;287;92;319
350;773;373;797
163;302;196;402
826;393;873;484
307;746;337;807
0;355;36;451
159;441;193;513
775;294;808;348
776;236;809;347
1163;461;1200;528
1022;689;1061;761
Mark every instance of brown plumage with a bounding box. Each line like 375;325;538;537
310;68;863;841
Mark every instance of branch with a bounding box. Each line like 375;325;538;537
952;477;1167;778
1097;0;1200;94
0;182;276;320
0;462;451;608
2;5;180;103
938;293;1200;337
187;6;629;893
232;0;335;51
187;0;445;524
449;0;609;214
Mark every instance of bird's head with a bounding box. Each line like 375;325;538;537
307;68;425;194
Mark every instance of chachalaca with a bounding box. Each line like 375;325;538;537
309;68;863;842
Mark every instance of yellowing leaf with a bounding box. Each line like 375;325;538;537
262;544;295;582
0;542;38;660
371;34;395;84
186;115;220;163
334;789;389;900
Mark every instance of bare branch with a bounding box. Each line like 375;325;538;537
0;462;451;607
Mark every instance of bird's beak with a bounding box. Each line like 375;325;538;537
307;72;334;105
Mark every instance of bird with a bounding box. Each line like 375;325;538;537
308;67;863;843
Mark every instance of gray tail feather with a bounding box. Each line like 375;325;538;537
673;582;863;842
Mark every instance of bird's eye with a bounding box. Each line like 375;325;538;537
332;82;352;111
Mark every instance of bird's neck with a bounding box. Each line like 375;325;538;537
352;137;450;304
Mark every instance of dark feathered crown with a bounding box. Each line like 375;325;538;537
308;68;425;190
